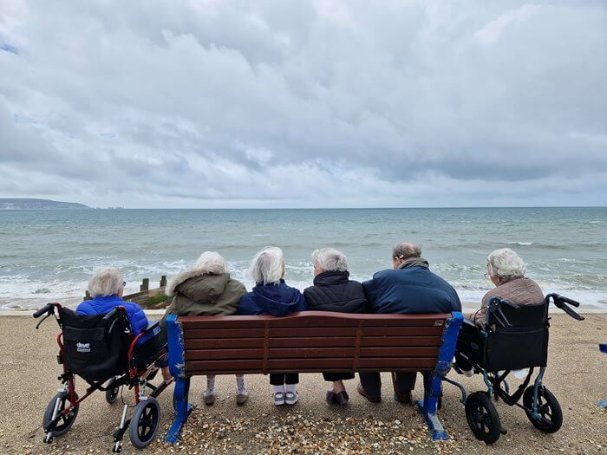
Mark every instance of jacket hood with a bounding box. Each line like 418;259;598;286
167;271;230;305
166;267;222;297
252;280;303;317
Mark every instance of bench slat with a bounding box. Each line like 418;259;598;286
362;336;442;347
186;339;265;349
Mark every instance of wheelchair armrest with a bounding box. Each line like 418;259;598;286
143;320;161;334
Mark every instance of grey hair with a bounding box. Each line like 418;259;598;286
487;248;526;280
88;267;124;297
392;242;422;260
195;251;226;274
312;248;348;273
249;246;284;285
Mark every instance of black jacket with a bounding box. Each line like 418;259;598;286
303;271;368;313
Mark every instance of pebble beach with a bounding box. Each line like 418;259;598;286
1;313;605;454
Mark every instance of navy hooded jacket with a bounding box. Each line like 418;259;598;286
76;295;149;336
237;280;307;316
363;259;461;314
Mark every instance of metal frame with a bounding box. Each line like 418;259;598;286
600;344;607;409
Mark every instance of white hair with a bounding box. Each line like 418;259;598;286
194;251;226;274
312;248;348;273
88;267;124;297
249;246;284;285
487;248;526;281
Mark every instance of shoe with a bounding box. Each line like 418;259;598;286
335;391;349;406
203;389;216;406
357;383;381;403
285;391;298;405
274;392;285;406
326;391;337;404
236;387;249;405
394;390;412;404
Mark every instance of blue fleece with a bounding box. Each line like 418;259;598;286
363;266;462;314
237;280;307;316
76;295;149;336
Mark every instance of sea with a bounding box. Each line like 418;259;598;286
1;207;605;313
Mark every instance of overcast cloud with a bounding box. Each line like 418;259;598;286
0;0;606;208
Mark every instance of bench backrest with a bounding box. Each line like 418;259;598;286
170;311;454;376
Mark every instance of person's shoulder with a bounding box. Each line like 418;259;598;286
226;276;247;292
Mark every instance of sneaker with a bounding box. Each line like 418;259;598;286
203;389;216;406
236;387;249;405
285;391;298;405
273;392;285;406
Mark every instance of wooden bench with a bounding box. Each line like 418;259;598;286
165;311;463;443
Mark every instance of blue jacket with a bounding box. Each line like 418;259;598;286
363;259;461;314
237;280;307;316
76;295;149;336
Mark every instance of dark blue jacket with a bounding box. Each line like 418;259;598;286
237;280;307;316
76;295;149;336
363;260;461;314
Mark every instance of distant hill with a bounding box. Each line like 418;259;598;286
0;198;90;209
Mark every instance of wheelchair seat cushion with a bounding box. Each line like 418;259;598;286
60;308;130;382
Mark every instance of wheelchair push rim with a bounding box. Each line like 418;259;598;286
43;391;79;439
129;397;160;449
465;391;502;445
523;386;563;433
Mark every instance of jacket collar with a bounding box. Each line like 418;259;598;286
397;257;429;270
313;270;350;286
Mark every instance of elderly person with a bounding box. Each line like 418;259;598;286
76;268;171;382
303;248;367;406
469;248;544;327
358;243;461;404
237;246;307;406
164;251;247;405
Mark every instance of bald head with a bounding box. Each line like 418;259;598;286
392;242;421;269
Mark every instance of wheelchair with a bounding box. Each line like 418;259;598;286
446;293;584;444
33;302;173;452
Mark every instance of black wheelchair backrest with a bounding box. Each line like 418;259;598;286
59;307;131;383
487;297;548;332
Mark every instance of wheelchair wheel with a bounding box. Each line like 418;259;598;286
523;386;563;433
465;391;501;444
43;391;79;437
129;397;160;449
106;384;120;404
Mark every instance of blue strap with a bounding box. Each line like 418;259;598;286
165;314;192;444
416;312;464;441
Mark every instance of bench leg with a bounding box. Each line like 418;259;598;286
416;374;448;441
165;377;191;444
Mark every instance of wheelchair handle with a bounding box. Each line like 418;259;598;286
547;293;584;321
33;303;54;319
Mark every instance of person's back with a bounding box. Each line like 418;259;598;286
303;248;368;406
163;251;248;405
238;279;306;316
236;246;306;406
304;271;367;313
364;259;461;315
76;269;148;336
358;243;460;404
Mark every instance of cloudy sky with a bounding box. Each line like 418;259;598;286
0;1;605;208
